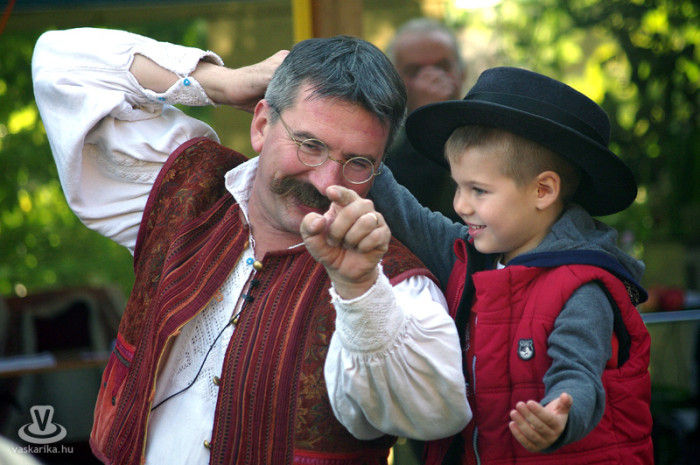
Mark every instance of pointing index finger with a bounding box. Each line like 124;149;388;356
326;185;359;207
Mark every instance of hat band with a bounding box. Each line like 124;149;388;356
465;92;607;146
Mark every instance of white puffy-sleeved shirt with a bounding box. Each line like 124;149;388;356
32;28;471;464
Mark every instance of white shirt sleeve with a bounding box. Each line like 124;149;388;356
32;28;223;252
325;268;472;441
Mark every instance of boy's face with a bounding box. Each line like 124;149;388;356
450;146;551;264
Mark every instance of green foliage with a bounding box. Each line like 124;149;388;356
2;2;699;298
0;20;210;298
449;0;700;248
0;29;128;299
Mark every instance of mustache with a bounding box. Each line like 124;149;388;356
269;178;331;210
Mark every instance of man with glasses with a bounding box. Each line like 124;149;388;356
32;28;470;464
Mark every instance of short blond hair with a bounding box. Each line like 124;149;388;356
445;125;581;203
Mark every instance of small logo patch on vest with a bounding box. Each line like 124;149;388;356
517;339;534;360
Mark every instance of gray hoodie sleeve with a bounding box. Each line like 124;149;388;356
370;167;466;288
542;282;612;451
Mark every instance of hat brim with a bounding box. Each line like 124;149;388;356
405;100;637;216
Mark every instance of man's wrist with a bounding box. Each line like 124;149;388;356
330;268;405;353
328;268;379;300
190;61;230;104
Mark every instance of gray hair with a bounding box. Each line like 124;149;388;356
265;35;407;155
386;18;464;72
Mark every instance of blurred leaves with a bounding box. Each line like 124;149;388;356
0;19;209;298
450;0;700;246
1;1;699;298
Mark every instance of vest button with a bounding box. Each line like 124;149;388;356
253;260;263;271
203;440;211;449
212;376;221;386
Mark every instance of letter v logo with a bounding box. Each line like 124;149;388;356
31;405;53;432
18;405;67;444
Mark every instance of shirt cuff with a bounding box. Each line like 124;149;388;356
329;266;405;353
134;40;224;106
142;75;213;106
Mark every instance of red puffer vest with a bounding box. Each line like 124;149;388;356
89;138;435;465
426;238;653;465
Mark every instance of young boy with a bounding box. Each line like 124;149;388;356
372;67;653;464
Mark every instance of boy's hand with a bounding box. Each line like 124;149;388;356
300;186;390;299
508;392;573;452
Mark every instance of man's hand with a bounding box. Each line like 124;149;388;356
301;186;390;299
194;50;289;111
508;393;573;452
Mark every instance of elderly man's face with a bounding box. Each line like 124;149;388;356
249;85;389;241
394;30;464;112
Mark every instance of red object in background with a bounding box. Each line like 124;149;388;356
649;286;686;311
0;0;16;36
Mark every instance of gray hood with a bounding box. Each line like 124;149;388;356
514;204;645;284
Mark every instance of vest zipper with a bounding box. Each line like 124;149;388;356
473;425;480;465
472;314;480;465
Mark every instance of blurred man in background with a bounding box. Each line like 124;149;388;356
383;18;466;222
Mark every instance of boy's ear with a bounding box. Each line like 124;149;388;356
534;171;561;210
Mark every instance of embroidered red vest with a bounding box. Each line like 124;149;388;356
426;239;653;465
89;138;434;465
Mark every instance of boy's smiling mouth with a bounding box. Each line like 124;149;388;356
467;223;486;235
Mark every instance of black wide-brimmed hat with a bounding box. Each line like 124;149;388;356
406;66;637;216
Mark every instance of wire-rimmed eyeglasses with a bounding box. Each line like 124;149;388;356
273;108;382;185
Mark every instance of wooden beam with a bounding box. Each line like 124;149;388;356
291;0;313;42
310;0;363;38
